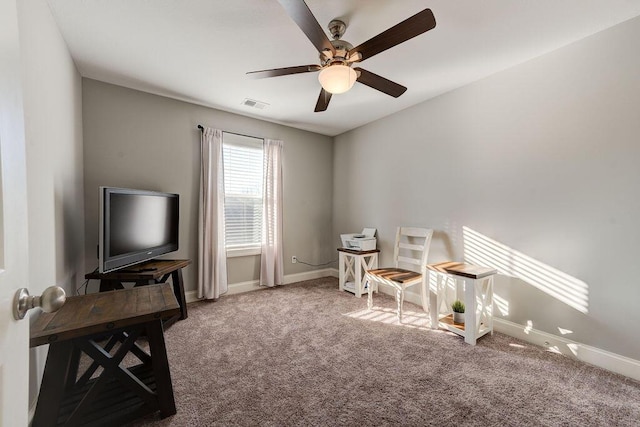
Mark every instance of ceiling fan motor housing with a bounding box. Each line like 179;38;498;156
320;39;354;65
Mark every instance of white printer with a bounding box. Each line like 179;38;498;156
340;228;377;251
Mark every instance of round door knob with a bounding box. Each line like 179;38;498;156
13;286;67;320
38;286;67;313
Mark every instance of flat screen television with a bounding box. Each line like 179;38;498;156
99;187;179;273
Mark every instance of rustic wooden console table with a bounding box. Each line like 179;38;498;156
31;283;180;426
85;259;190;326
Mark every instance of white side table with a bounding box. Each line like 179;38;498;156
427;261;497;345
337;248;380;298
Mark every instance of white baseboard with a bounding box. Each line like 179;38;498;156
185;268;338;303
326;267;338;278
284;268;338;284
494;318;640;381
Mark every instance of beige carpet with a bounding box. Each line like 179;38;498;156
133;277;640;426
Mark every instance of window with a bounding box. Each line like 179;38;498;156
222;133;263;256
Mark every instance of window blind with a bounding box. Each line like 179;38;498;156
222;135;263;249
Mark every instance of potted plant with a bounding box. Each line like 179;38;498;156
452;300;465;324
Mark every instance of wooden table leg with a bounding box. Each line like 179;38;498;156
33;341;75;427
464;277;478;345
429;271;440;329
65;347;81;391
355;255;363;298
146;320;177;418
338;251;346;292
170;268;188;320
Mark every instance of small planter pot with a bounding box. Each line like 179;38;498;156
453;311;465;324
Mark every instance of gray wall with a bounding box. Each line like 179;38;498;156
82;79;334;293
333;16;640;360
17;0;85;409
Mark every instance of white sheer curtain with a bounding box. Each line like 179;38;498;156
260;138;284;287
198;127;228;299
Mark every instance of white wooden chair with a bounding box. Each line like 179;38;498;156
365;227;434;323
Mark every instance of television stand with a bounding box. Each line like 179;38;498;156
85;259;191;327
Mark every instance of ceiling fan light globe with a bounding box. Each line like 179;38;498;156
318;65;357;94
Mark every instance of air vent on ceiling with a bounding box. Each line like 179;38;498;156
241;98;269;110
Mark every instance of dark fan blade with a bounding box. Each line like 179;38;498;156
278;0;335;55
247;65;321;79
355;68;407;98
350;9;436;62
314;88;332;112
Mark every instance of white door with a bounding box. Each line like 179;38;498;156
0;0;31;425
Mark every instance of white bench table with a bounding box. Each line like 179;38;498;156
337;248;380;297
427;261;497;345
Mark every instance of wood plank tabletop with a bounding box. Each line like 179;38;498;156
85;259;191;281
30;283;180;347
337;248;380;255
427;261;497;279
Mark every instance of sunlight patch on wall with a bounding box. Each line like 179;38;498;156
428;272;438;293
566;343;580;356
462;227;589;314
494;293;509;316
429;272;456;294
524;320;533;334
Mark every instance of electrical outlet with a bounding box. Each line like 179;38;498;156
291;256;297;264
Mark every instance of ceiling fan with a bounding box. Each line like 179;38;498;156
247;0;437;112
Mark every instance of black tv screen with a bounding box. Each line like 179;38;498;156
99;187;179;273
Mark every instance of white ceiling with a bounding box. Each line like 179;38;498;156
47;0;640;136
